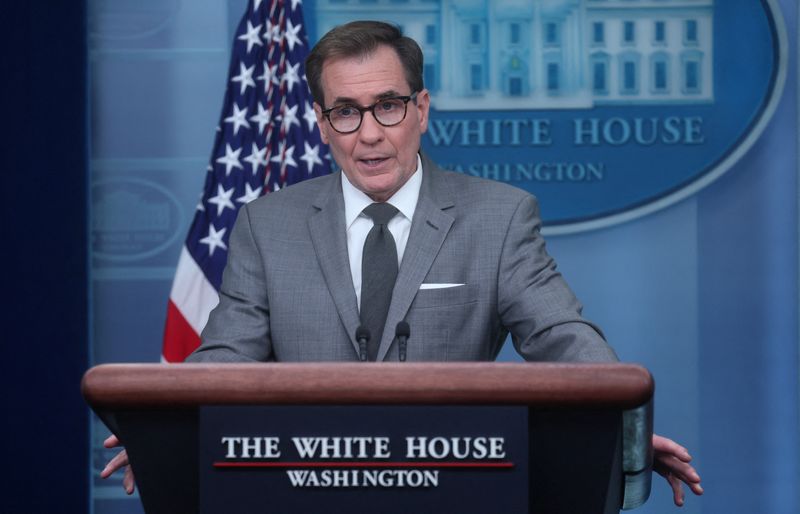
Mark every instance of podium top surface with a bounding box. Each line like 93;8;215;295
82;363;653;409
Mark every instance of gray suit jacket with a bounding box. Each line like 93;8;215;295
188;153;617;363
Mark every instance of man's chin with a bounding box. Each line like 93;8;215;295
362;180;402;202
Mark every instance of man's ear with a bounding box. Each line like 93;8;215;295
313;102;329;144
415;89;431;135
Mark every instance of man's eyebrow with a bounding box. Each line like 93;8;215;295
330;90;404;106
330;96;357;106
375;90;403;99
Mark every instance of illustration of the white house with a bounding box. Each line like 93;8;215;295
315;0;714;110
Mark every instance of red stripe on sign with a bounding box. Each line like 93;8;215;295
213;461;514;469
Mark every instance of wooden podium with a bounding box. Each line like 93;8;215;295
82;363;654;513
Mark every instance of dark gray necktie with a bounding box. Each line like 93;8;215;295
360;202;399;361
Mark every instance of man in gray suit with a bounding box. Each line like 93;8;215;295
190;147;614;364
189;22;613;365
104;20;702;505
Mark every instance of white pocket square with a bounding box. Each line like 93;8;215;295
419;283;465;290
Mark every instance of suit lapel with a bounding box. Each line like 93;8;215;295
377;156;455;360
308;173;362;356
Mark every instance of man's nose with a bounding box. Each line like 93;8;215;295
357;110;385;143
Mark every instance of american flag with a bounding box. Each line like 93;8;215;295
162;0;332;362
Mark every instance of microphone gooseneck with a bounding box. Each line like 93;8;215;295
356;326;371;362
396;321;410;362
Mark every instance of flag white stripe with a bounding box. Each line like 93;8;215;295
169;247;220;335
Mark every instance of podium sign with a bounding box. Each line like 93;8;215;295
82;363;654;513
200;405;528;513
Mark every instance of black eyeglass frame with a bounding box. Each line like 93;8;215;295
320;92;419;134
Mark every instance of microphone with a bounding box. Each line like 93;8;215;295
395;321;410;362
356;326;371;362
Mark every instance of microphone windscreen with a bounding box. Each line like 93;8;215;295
396;321;410;338
356;326;371;342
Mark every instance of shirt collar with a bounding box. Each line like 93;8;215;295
342;154;423;229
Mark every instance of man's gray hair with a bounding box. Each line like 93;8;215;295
305;20;424;106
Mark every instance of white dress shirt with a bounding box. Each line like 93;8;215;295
342;155;423;309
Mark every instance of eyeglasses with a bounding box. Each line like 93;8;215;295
321;92;419;134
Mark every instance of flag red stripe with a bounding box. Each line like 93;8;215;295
162;300;201;362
